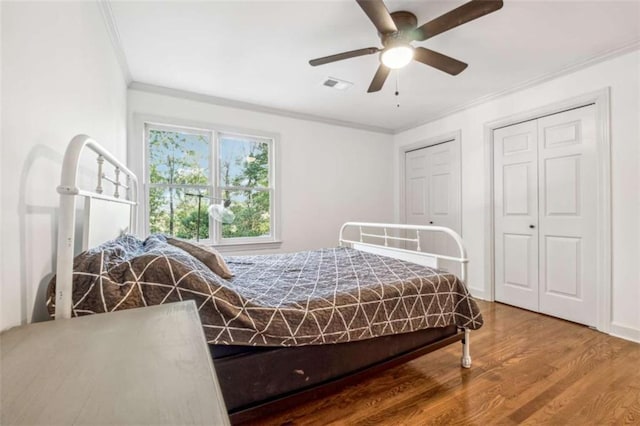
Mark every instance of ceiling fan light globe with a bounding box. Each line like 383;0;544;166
381;46;414;69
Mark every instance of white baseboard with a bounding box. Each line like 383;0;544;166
609;322;640;344
465;289;638;345
468;287;492;302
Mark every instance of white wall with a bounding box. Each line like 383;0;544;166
0;1;128;331
128;89;394;254
394;50;640;340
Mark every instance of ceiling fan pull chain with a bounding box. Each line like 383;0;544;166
395;71;400;108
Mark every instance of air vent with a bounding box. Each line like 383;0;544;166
322;77;353;91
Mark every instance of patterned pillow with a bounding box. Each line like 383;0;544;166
166;238;234;279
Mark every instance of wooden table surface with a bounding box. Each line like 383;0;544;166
1;301;229;425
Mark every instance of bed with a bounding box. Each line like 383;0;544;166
50;135;483;423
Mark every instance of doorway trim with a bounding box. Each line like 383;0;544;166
398;130;462;234
483;88;611;333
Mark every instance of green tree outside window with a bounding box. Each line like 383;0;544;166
147;127;273;241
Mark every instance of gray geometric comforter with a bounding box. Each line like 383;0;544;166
47;234;483;346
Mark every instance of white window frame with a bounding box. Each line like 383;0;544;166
214;131;276;247
133;115;281;251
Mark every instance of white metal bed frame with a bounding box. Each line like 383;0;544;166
53;136;471;367
55;135;138;320
339;222;472;368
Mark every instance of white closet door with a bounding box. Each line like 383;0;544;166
538;105;597;326
494;120;539;311
494;105;598;327
405;141;460;269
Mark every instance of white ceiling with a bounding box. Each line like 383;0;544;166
110;0;640;133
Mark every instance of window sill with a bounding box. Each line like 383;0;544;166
209;240;283;254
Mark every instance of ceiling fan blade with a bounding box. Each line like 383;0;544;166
367;64;390;93
309;47;379;66
414;47;468;75
414;0;503;41
356;0;397;34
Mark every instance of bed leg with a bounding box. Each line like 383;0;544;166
461;328;472;369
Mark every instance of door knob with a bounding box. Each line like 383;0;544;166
529;225;535;229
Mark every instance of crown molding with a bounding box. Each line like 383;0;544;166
128;82;395;135
395;39;640;134
97;0;132;85
131;40;638;136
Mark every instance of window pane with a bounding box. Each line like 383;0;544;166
148;129;210;185
219;134;269;188
149;187;210;240
221;190;271;238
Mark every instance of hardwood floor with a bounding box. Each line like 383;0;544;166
255;301;640;425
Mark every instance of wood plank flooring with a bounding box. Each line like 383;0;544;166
255;301;640;425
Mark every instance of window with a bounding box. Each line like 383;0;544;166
218;133;272;240
145;122;277;247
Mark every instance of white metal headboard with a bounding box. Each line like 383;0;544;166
338;222;468;283
55;135;138;320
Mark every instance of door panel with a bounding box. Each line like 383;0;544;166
503;234;535;291
538;105;597;326
431;173;450;214
405;150;428;226
544;155;581;216
409;177;426;216
494;120;539;311
502;132;531;154
544;236;581;299
543;120;581;149
503;163;532;215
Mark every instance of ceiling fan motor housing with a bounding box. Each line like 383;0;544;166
390;11;418;31
381;11;418;47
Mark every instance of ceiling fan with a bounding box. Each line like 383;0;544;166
309;0;503;93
